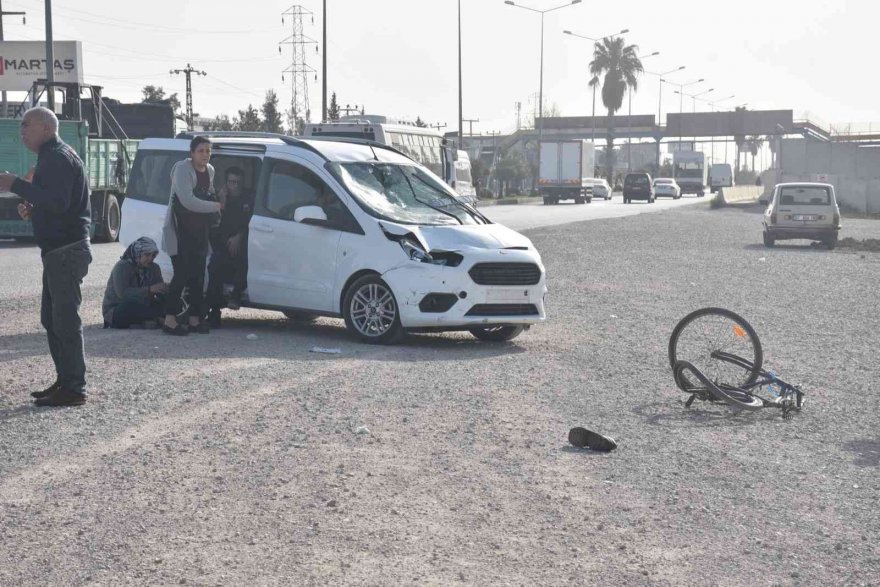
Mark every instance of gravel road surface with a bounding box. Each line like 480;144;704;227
1;204;878;586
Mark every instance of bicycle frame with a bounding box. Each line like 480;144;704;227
675;351;805;417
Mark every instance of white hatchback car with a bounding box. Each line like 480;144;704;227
761;182;841;249
653;178;681;199
589;179;612;200
120;133;547;343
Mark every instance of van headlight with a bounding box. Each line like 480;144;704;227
398;238;463;267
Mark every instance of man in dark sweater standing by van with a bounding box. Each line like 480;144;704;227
0;107;93;407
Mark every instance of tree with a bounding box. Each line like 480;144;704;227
204;114;234;131
589;36;644;182
261;90;283;133
234;105;262;132
141;85;181;114
327;92;340;122
415;116;428;128
495;148;529;197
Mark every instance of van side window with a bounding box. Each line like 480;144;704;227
261;158;362;233
126;150;188;204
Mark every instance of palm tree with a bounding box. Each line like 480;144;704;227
589;36;644;182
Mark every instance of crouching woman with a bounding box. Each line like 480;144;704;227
102;237;168;329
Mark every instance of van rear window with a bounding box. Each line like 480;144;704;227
126;150;187;205
778;186;830;206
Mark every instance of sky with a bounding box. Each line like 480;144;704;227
1;0;876;136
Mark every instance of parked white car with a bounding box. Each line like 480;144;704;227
653;178;682;199
121;133;547;343
761;182;841;249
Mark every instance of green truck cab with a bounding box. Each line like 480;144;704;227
0;118;138;242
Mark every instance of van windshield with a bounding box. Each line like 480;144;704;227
329;162;485;226
778;186;831;206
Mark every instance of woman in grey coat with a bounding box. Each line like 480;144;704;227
102;237;167;329
161;136;223;335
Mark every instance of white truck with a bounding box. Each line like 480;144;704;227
709;163;734;193
538;140;596;205
673;151;708;197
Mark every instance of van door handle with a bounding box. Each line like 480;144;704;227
252;224;274;233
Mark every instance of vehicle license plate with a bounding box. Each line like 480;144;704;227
793;215;817;221
486;288;531;303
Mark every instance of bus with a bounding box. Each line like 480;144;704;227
304;115;475;204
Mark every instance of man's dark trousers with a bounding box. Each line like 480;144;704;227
41;239;92;395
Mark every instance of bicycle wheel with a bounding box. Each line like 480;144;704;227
669;308;763;390
675;361;764;411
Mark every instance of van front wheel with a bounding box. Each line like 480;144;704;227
343;275;405;344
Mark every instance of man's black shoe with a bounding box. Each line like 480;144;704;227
568;427;617;452
206;310;222;329
34;388;87;408
30;381;60;399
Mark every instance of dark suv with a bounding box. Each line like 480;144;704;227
623;172;655;204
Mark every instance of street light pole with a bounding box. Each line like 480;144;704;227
646;66;685;167
672;78;704;149
458;0;463;148
506;0;582;149
627;50;659;171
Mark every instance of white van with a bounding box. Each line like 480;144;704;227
709;163;734;193
121;133;547;343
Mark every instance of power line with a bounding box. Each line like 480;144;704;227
280;5;318;130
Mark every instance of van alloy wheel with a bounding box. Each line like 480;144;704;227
343;275;405;344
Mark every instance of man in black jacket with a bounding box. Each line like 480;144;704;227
0;108;93;407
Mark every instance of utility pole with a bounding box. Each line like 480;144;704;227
339;103;362;118
169;64;206;131
0;1;27;117
462;118;479;137
457;0;463;150
280;5;317;134
44;0;54;111
430;122;447;132
322;0;327;122
515;101;522;130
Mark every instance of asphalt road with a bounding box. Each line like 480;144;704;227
484;193;706;231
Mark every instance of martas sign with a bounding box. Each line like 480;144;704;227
0;41;84;91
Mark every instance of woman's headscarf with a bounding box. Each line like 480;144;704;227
121;236;159;287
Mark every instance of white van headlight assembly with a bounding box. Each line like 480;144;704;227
398;238;463;267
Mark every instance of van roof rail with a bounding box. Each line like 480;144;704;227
174;131;410;162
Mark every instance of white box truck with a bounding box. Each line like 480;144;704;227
538;140;595;205
673;151;708;196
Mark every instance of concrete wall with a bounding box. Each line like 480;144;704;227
770;139;880;213
720;185;763;204
761;169;880;214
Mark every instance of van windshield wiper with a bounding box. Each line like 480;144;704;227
410;173;490;224
401;172;463;225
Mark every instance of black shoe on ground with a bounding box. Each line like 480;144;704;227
30;380;60;399
568;427;618;452
227;297;241;311
206;310;222;329
162;324;189;336
191;321;210;334
34;388;87;408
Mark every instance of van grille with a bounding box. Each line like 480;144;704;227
465;304;539;317
468;263;541;286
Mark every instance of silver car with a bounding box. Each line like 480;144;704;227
653;178;681;199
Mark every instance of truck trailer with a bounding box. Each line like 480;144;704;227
538;140;596;205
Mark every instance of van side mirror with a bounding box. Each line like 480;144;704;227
294;205;328;225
